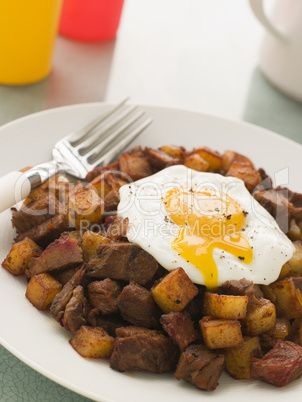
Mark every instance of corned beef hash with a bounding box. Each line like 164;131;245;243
2;145;302;391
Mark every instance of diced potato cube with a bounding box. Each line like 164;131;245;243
199;317;243;349
225;336;261;379
221;150;254;172
87;173;127;199
287;240;302;276
287;220;302;242
26;273;62;310
264;317;290;342
67;185;104;229
65;230;83;243
184;153;209;172
2;237;41;276
22;174;72;208
82;230;110;259
291;317;302;330
21;186;46;208
160;145;183;160
151;267;199;313
70;326;114;358
226;162;262;192
194;147;222;171
260;284;277;304
243;298;276;336
278;262;291;280
87;174;112;199
273;318;291;339
270;277;302;319
203;292;248;319
296;286;302;307
43;174;71;200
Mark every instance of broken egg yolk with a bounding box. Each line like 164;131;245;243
164;187;253;289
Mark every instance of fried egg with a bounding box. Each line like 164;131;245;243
118;165;294;289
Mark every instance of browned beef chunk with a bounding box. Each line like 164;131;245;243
293;276;302;291
253;181;302;229
292;208;302;223
53;266;79;285
105;216;128;239
277;186;302;204
86;243;158;285
251;340;302;387
259;333;278;354
184;287;205;321
272;187;302;224
87;278;122;315
144;147;180;171
27;237;83;276
85;162;120;182
226;162;262;192
289;191;302;208
117;282;160;328
220;278;262;304
87;312;129;337
288;190;302;222
160;312;199;351
50;267;86;322
119;153;152;181
12;193;62;234
174;344;224;391
254;189;292;232
144;265;169;290
62;286;89;334
15;214;68;248
253;285;264;299
110;326;179;373
104;190;120;214
257;168;273;190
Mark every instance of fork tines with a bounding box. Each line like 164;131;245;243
67;99;153;171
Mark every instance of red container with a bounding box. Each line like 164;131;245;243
59;0;124;42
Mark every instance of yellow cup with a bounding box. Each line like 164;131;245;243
0;0;62;85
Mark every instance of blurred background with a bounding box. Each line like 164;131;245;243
0;0;301;143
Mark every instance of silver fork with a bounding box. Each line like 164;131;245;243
0;99;153;213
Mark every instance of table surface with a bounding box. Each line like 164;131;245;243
0;0;301;401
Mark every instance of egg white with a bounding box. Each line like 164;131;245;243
118;165;295;286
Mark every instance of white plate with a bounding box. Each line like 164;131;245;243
0;103;302;402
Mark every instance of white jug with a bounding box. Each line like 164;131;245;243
249;0;302;101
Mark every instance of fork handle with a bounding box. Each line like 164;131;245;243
0;171;41;213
